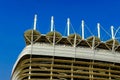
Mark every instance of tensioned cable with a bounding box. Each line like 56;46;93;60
64;21;76;36
100;25;111;39
64;25;67;36
112;27;120;41
101;25;111;37
85;24;94;36
115;31;120;35
114;27;120;40
70;23;76;34
78;22;94;38
83;24;96;63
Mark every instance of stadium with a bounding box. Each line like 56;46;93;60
11;15;120;80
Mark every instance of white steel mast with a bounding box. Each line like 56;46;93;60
111;26;115;39
82;20;85;40
97;23;100;39
33;14;37;30
67;18;70;36
51;16;54;32
111;26;115;53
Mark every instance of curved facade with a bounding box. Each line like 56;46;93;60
11;30;120;80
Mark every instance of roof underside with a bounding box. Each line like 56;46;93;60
24;30;120;52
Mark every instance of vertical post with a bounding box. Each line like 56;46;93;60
92;36;95;50
50;60;53;80
97;23;100;38
74;34;77;47
28;66;31;79
28;14;37;79
51;29;55;80
53;29;55;46
33;14;37;30
89;60;94;80
71;61;73;80
51;16;54;32
67;18;70;36
82;20;84;40
28;30;34;79
109;67;111;79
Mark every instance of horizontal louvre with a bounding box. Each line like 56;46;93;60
12;55;120;80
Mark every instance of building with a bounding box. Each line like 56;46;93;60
11;15;120;80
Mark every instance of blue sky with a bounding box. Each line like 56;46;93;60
1;0;120;80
